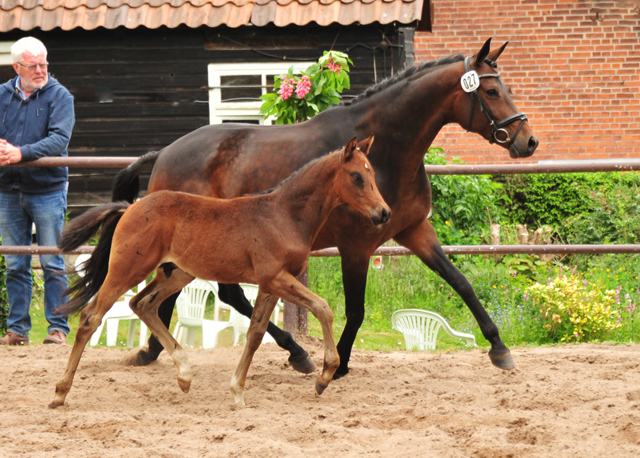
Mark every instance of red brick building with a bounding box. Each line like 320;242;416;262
416;0;640;164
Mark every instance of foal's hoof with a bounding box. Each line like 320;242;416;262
289;352;317;374
177;377;191;393
48;401;62;409
332;365;349;380
315;380;329;396
489;348;516;370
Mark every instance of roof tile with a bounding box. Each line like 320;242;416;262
0;0;423;31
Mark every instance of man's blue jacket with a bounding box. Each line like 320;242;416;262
0;75;75;194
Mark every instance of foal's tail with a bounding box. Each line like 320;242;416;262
58;202;131;315
111;150;161;203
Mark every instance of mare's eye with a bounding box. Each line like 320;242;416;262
351;172;364;188
486;89;499;97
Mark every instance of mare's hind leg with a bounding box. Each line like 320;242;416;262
50;285;129;408
218;283;316;374
130;268;196;393
229;292;279;405
394;218;515;370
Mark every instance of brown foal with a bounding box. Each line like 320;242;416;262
50;136;390;408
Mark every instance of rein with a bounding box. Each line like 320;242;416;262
463;56;528;145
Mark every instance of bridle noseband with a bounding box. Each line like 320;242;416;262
463;56;528;145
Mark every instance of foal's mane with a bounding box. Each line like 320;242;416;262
258;150;338;196
344;54;465;106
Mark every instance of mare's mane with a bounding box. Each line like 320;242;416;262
344;54;465;106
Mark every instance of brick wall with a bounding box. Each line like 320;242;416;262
415;0;640;164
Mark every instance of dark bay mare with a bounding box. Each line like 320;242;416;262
52;137;390;407
76;38;538;377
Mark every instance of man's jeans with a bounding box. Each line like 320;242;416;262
0;189;70;338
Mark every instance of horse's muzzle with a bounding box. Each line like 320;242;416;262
510;135;539;159
371;207;391;225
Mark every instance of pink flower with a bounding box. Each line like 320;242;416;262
295;75;311;98
279;76;294;100
327;57;341;75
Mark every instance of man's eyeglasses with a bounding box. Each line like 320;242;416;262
17;62;49;72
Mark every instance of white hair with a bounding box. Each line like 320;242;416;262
11;37;47;63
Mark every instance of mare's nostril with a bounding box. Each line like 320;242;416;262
528;136;539;154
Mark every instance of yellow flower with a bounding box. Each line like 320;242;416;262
445;220;450;226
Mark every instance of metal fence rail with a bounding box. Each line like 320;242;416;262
3;156;640;256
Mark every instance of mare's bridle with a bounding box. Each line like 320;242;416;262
464;56;528;145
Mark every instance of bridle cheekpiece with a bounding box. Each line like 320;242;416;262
462;56;528;145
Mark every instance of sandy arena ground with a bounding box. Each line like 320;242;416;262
1;339;640;457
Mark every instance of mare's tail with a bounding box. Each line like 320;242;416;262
111;150;161;203
58;202;131;315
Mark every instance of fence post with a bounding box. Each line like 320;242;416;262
283;266;309;338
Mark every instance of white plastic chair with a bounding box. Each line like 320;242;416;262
391;309;476;351
216;283;282;346
73;254;148;348
172;279;233;349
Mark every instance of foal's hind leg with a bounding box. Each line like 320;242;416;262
229;292;279;405
218;283;316;374
50;286;129;408
130;268;196;393
394;218;515;370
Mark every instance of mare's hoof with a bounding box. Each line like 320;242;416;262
489;348;516;370
315;380;328;395
177;377;191;393
332;365;349;380
289;353;316;374
131;348;157;367
48;401;63;409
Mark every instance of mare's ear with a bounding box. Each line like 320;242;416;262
342;136;359;163
356;135;375;156
487;41;508;62
471;37;492;67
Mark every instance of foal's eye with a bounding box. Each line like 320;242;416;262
351;172;365;188
486;89;499;97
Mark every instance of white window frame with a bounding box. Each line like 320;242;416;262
208;62;314;125
0;42;14;66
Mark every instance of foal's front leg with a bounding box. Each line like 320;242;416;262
130;269;195;393
229;292;279;405
270;272;340;395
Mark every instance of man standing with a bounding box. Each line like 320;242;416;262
0;37;75;345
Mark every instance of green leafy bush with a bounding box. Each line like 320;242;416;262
526;271;621;342
260;51;352;124
425;147;506;245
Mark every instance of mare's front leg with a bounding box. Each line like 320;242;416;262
130;269;196;393
333;251;371;379
229;292;280;405
218;283;316;374
394;218;515;370
50;287;126;408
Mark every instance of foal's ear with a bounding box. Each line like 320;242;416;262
356;135;375;156
487;41;509;62
342;136;359;163
472;37;492;67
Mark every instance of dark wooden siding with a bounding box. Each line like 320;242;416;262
2;24;410;216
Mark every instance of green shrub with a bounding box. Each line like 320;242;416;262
426;147;506;245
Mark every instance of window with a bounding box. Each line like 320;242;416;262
208;62;314;125
0;42;15;83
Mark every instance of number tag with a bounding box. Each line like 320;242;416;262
461;71;480;93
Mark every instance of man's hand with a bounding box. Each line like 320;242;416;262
0;139;22;166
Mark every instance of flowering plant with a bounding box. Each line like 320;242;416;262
260;51;352;124
526;271;621;342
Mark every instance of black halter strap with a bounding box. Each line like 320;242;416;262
464;56;528;145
